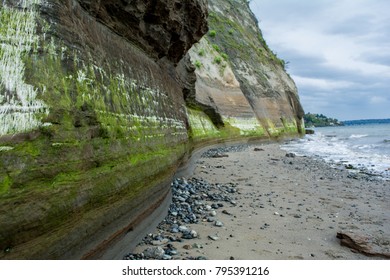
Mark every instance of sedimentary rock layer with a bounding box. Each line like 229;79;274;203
0;0;304;259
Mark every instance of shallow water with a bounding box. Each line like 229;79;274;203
281;123;390;179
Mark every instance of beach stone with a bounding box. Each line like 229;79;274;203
222;210;232;215
143;247;165;259
193;243;203;249
215;221;224;227
163;254;173;260
286;153;296;158
207;217;216;222
168;249;178;255
182;229;198;239
210;210;217;217
178;226;188;232
211;153;229;158
190;230;198;238
345;164;355;170
151;238;169;246
305;129;315;134
208;235;220;241
171;227;179;233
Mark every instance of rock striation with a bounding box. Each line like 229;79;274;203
187;0;304;139
0;0;304;259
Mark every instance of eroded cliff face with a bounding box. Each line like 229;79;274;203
187;0;304;139
0;0;207;259
0;0;303;259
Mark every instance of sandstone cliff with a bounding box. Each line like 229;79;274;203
187;0;304;140
0;0;303;259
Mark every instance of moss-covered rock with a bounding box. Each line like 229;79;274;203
0;0;304;259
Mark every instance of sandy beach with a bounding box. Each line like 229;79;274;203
126;142;390;260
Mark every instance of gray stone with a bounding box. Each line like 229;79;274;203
143;247;165;259
178;225;188;232
151;238;169;246
208;235;220;241
215;221;224;227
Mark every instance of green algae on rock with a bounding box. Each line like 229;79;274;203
0;0;304;259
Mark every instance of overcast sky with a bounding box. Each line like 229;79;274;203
250;0;390;121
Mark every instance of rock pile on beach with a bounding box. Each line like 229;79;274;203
124;143;389;260
201;145;248;158
123;177;238;260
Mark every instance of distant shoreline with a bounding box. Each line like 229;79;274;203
343;118;390;125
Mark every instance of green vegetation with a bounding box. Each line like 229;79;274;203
207;9;288;71
198;49;205;56
209;30;217;37
304;113;343;127
194;60;202;68
221;53;229;60
214;56;222;64
212;44;220;52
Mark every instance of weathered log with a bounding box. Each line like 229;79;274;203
337;232;390;259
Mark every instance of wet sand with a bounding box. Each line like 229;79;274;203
129;142;390;260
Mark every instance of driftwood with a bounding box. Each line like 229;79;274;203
337;232;390;259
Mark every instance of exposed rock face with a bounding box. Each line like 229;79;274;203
0;0;207;259
187;0;304;138
77;0;208;64
0;0;304;259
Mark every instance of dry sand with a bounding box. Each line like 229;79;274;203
130;142;390;260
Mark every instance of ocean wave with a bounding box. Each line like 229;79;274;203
281;135;390;180
349;134;368;139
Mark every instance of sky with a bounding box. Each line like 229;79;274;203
250;0;390;121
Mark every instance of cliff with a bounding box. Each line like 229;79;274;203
0;0;303;259
187;0;304;140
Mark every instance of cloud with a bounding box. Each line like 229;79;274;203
369;96;388;104
292;76;356;91
250;0;390;120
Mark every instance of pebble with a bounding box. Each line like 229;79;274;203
193;243;203;249
124;174;238;259
208;235;220;241
222;210;232;215
179;226;188;232
163;254;173;260
151;239;169;246
143;247;165;259
215;221;224;227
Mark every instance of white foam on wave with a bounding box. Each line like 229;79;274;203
281;132;390;178
349;134;369;139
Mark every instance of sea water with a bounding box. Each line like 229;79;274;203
281;121;390;179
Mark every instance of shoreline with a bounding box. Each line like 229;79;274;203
125;142;390;260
